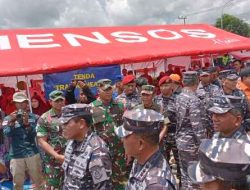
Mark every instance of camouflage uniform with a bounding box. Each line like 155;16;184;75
126;150;177;190
176;72;207;190
155;93;181;181
62;131;112;190
116;92;141;110
188;138;250;186
220;74;250;125
36;108;67;189
135;85;162;113
115;108;177;190
196;82;222;138
90;98;128;189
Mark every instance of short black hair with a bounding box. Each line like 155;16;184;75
233;59;242;64
71;115;92;126
135;131;159;145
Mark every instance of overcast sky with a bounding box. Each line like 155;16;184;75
0;0;249;29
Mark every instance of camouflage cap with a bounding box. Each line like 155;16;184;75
207;66;218;73
219;69;232;79
188;138;250;184
183;71;199;83
59;103;92;124
135;77;148;87
97;79;112;90
49;90;65;101
199;138;250;182
198;69;210;77
225;73;239;81
115;108;164;138
188;161;216;184
141;85;155;95
208;95;244;114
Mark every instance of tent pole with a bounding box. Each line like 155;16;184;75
164;59;167;73
210;54;215;67
25;75;33;113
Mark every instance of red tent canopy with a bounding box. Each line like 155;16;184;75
230;51;250;61
0;24;250;76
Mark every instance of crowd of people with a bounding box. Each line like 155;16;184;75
0;59;250;190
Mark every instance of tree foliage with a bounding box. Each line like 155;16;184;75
215;14;250;37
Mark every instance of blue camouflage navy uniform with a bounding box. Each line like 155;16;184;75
155;83;182;181
175;71;206;190
196;71;223;138
115;109;177;190
220;73;250;124
59;104;112;190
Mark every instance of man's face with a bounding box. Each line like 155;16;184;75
62;118;82;140
31;99;39;109
79;92;88;103
141;93;154;105
122;133;140;157
201;180;226;190
233;61;242;71
160;83;173;95
243;76;250;87
15;101;28;111
212;112;239;135
99;87;113;102
200;75;211;85
124;82;136;95
116;81;123;89
223;79;237;91
50;99;65;111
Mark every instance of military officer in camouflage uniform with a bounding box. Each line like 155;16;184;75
36;90;67;189
135;85;162;113
220;73;250;121
208;67;221;88
59;104;112;190
90;79;128;190
208;95;250;142
115;108;177;190
134;84;169;143
196;70;222;138
196;69;222;99
188;138;250;190
155;76;181;183
175;71;207;190
116;75;141;110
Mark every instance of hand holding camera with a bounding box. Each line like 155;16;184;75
9;110;29;127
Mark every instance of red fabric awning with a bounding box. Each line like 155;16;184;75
0;24;250;76
230;51;250;61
